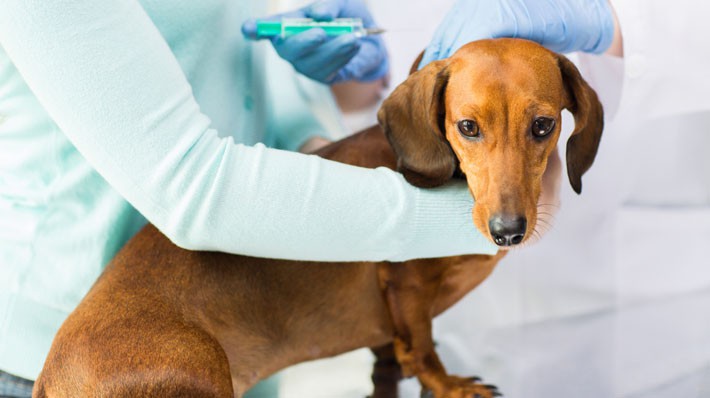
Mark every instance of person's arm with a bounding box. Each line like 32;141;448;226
605;3;624;58
0;0;496;262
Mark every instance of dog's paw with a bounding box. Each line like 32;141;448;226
420;376;502;398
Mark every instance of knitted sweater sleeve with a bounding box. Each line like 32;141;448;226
0;0;497;261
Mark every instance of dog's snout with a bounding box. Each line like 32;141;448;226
488;215;527;247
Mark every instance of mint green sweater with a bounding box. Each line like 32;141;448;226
0;0;496;379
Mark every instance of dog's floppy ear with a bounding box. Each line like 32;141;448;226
377;60;456;188
557;54;604;194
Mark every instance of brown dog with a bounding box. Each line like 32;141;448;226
34;39;602;398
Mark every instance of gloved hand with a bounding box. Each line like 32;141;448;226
242;0;388;84
420;0;615;68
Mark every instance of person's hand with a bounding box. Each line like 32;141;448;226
242;0;388;84
420;0;615;68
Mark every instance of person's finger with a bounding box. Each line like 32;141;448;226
436;12;468;60
299;45;357;82
241;19;261;40
310;32;360;65
273;28;329;60
337;39;387;81
334;55;388;82
308;0;378;27
321;44;361;82
306;0;341;21
298;34;360;82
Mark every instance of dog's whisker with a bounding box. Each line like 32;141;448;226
537;220;555;228
519;222;555;250
536;213;557;221
535;219;553;228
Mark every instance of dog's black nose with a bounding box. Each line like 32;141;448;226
489;215;527;247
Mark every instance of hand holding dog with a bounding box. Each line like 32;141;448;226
420;0;615;68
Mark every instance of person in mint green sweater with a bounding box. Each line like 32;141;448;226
0;0;498;396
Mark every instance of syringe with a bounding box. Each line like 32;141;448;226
255;18;385;39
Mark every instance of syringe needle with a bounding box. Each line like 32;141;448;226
364;28;386;36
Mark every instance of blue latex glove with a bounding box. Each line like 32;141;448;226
420;0;615;68
242;0;388;84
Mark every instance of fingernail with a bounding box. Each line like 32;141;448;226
241;19;257;38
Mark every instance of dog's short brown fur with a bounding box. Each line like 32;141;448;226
34;39;603;398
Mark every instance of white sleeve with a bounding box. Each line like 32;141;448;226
610;0;710;118
0;0;497;261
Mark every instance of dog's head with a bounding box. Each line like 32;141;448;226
378;38;603;248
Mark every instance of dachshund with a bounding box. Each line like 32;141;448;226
34;38;603;398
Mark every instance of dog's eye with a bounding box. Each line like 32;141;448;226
532;117;556;138
457;119;479;138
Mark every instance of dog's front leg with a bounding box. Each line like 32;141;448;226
378;262;501;398
369;344;402;398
